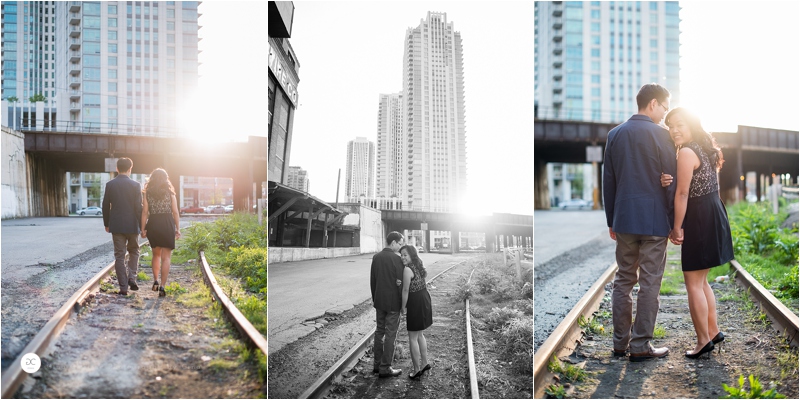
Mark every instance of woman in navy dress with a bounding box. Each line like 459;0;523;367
140;168;181;297
400;245;433;379
661;107;734;359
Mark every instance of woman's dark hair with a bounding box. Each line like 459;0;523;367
664;107;725;171
143;168;175;198
399;245;426;279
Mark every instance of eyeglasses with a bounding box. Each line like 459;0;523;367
658;102;669;112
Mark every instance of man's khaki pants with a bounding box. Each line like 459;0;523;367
612;233;668;353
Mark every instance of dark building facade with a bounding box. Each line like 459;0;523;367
268;2;299;185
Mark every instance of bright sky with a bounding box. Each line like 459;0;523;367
181;1;268;143
288;2;535;216
678;1;799;133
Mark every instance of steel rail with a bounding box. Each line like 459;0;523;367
0;241;149;398
533;262;618;398
730;260;799;346
465;268;480;399
299;258;473;399
198;251;268;357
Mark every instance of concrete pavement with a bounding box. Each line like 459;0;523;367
1;216;115;282
533;209;608;266
267;251;476;355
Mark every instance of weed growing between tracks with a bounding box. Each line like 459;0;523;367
557;278;799;399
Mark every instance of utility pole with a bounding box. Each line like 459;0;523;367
335;168;341;209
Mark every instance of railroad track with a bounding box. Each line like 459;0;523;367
0;242;265;398
299;258;480;399
533;259;800;398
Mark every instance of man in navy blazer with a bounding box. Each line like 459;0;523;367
102;157;143;296
370;231;405;378
603;83;677;362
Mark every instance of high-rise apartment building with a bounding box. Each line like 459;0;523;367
345;137;375;202
375;92;404;200
286;166;309;193
403;12;466;213
2;1;200;135
535;1;680;123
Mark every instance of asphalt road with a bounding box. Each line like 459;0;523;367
267;251;477;355
534;209;609;266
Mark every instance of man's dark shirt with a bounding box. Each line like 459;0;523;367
102;174;143;234
370;248;404;312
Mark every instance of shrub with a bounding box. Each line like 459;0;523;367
521;282;532;299
236;294;266;336
453;277;473;303
485;307;524;331
499;317;532;374
224;246;267;294
473;269;502;295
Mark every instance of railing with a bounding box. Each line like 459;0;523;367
10;119;180;137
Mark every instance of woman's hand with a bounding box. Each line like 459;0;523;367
661;173;673;187
141;230;147;239
396;279;402;287
401;307;407;316
175;229;181;240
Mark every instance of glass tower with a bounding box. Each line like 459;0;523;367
2;1;200;135
375;92;404;200
403;12;467;213
535;1;680;123
345;137;375;202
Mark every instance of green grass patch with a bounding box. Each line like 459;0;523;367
653;324;667;339
660;264;685;295
548;355;588;382
136;271;150;282
163;282;188;295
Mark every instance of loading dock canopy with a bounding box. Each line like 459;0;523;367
268;181;352;247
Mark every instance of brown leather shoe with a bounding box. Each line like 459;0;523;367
612;348;628;357
629;346;669;362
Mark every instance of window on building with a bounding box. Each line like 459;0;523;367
108;30;117;40
109;5;117;14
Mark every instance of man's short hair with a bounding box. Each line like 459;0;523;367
636;83;671;111
117;157;133;172
386;231;403;246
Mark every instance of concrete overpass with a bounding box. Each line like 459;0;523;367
381;210;532;253
7;128;266;217
534;118;799;209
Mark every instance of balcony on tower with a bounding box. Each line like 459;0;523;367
70;101;81;112
553;87;563;94
70;26;81;38
553;73;563;81
69;38;81;51
69;63;81;76
552;9;563;17
553;45;563;55
69;13;81;25
552;20;563;30
69;51;81;63
553;61;563;69
70;90;81;101
69;76;81;89
553;34;563;43
69;1;81;12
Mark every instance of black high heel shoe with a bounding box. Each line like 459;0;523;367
685;341;714;359
152;280;160;291
711;332;725;353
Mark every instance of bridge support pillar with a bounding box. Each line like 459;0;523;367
451;230;459;254
26;153;69;217
232;161;254;213
534;158;549;210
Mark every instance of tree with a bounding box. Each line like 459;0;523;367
29;93;47;103
7;96;19;103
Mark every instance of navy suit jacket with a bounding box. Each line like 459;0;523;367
370;248;404;312
102;174;143;234
603;114;677;237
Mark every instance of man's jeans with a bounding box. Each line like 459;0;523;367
112;233;140;292
374;309;401;373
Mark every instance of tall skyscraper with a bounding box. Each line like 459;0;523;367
2;1;200;135
402;12;466;213
535;1;680;123
375;92;404;200
286;165;309;193
345;137;375;202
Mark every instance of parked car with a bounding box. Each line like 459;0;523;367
224;205;234;214
417;246;425;253
207;205;226;214
77;206;102;216
559;199;593;210
180;206;205;215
